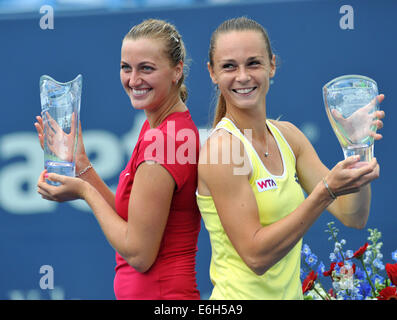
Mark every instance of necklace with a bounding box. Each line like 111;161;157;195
264;126;270;157
227;114;270;158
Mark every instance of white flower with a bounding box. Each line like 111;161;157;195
346;250;353;259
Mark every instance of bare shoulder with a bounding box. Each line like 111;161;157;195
199;128;244;165
269;119;301;137
198;128;251;179
268;119;306;157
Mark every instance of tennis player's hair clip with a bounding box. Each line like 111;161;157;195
172;35;179;43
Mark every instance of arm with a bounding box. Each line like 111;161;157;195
282;121;379;229
37;160;174;273
199;131;334;275
291;94;384;227
35;116;116;209
199;126;380;276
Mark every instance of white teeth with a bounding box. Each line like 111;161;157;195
132;88;150;95
234;88;254;94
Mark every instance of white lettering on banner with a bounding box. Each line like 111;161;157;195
0;113;212;215
0;130;123;214
68;130;124;212
0;133;56;214
8;286;66;300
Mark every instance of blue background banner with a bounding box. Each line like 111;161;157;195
0;0;395;299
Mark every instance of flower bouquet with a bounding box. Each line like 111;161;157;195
301;221;397;300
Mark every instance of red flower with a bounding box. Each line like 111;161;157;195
323;262;336;278
377;286;397;300
302;270;318;293
386;263;397;286
349;242;369;259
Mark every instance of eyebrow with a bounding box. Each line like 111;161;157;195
120;60;157;67
218;56;265;63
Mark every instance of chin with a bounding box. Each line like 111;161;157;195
232;100;259;110
129;97;149;110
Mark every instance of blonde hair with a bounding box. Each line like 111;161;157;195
208;17;274;127
124;19;188;102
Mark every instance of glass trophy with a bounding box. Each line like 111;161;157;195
323;75;379;162
40;74;82;185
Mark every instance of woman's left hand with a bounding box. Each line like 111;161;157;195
37;170;88;202
373;94;385;141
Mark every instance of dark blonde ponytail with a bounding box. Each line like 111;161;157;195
212;93;226;128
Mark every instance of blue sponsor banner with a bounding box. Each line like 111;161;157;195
0;0;395;299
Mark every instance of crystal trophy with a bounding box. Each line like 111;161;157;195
40;74;82;185
323;75;379;162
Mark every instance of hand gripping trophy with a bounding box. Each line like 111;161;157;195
40;74;82;185
323;75;380;162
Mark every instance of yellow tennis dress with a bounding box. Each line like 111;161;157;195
197;118;305;300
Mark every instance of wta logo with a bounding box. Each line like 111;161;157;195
255;178;278;192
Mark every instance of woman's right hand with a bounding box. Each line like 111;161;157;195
34;115;45;150
330;94;385;144
324;155;380;197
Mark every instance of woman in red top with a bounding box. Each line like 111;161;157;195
35;19;201;300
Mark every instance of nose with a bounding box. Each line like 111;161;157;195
128;69;142;87
236;67;251;83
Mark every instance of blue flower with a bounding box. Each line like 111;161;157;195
316;261;325;277
372;274;384;285
355;267;365;280
300;269;307;282
392;249;397;262
373;258;385;270
302;244;311;256
345;250;353;259
301;221;394;300
305;253;318;267
358;282;371;298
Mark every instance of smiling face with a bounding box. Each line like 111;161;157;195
120;38;182;111
208;30;276;112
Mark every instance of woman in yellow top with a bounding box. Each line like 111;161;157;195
196;17;385;300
